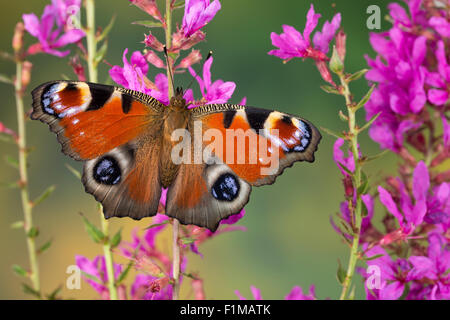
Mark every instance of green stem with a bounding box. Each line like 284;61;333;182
15;61;41;296
84;0;117;300
339;75;363;300
164;0;181;300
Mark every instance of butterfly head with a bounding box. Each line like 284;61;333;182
169;87;187;110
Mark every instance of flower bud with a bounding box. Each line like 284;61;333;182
129;0;163;23
144;32;164;52
21;61;32;89
336;29;347;62
176;50;202;69
12;22;25;53
144;50;165;68
315;60;336;86
192;279;206;300
69;55;86;81
329;46;344;74
172;29;205;52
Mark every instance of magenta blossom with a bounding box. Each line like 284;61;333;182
75;255;122;299
51;0;82;29
182;0;221;38
408;232;450;300
23;3;84;57
235;286;262;300
236;285;317;300
427;41;450;107
268;4;341;61
188;56;236;106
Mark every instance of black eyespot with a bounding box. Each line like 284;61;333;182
41;83;59;115
93;156;121;185
211;173;240;201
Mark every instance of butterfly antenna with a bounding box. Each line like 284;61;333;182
185;50;213;92
164;46;176;96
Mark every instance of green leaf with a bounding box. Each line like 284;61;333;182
21;283;41;298
0;73;13;84
32;185;55;207
132;20;163;28
365;150;390;163
320;126;345;139
172;0;185;9
363;253;385;261
0;133;16;144
116;261;133;285
0;181;20;189
110;228;122;249
346;69;368;83
338;110;348;122
81;270;102;284
4;155;19;169
97;15;116;42
12;264;28;277
37;239;52;254
65;164;82;179
329;46;344;74
357;171;369;196
336;260;347;285
348;286;356;300
320;85;340;95
145;219;170;229
355;84;376;111
46;285;62;300
10;220;24;229
180;237;196;245
80;214;105;243
358;112;381;133
27;227;39;239
94;40;108;66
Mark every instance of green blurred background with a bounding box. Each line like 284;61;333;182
0;0;397;299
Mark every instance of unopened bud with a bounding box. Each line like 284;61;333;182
12;22;25;53
21;61;32;89
130;0;163;22
336;30;347;62
330;46;344;74
315;60;336;86
145;50;165;68
176;50;202;69
172;29;205;51
144;32;164;52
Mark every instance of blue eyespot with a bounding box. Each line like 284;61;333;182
93;156;121;185
211;173;240;201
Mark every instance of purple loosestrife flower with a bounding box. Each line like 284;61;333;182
361;245;410;300
109;49;193;105
235;285;318;300
427;41;450;107
235;286;262;300
182;0;221;38
23;2;84;57
188;57;236;106
408;232;450;300
51;0;82;29
269;4;340;61
75;255;123;299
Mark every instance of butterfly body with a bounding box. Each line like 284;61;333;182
31;80;321;231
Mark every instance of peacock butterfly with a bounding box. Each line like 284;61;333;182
31;80;321;231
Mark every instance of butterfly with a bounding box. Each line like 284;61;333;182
31;80;321;231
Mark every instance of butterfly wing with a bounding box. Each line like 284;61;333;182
31;80;165;219
165;103;321;231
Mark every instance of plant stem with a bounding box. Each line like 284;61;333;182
15;60;40;296
164;0;181;300
84;0;117;300
339;75;363;300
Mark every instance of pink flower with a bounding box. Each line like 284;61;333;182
109;49;150;94
75;255;122;299
51;0;82;29
268;4;340;61
188;56;236;105
427;41;450;106
23;3;84;57
182;0;221;38
285;285;316;300
235;286;262;300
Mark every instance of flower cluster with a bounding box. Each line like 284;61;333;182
22;0;84;57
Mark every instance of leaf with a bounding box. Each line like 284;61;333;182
110;228;122;249
0;181;20;189
37;239;52;254
336;260;347;285
4;155;19;169
172;0;185;9
180;237;196;245
65;164;81;179
363;253;385;261
0;73;13;84
32;185;55;207
21;283;41;298
338;110;349;122
46;285;62;300
364;150;390;163
12;264;28;277
145;219;170;229
355;84;376;111
27;227;39;239
358;112;381;133
94;40;108;66
115;261;133;285
10;220;24;229
132;20;163;28
348;286;356;300
80;214;105;243
80;270;102;284
97;15;116;43
320;85;340;95
320;126;345;139
0;133;16;144
346;69;368;83
357;171;369;196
